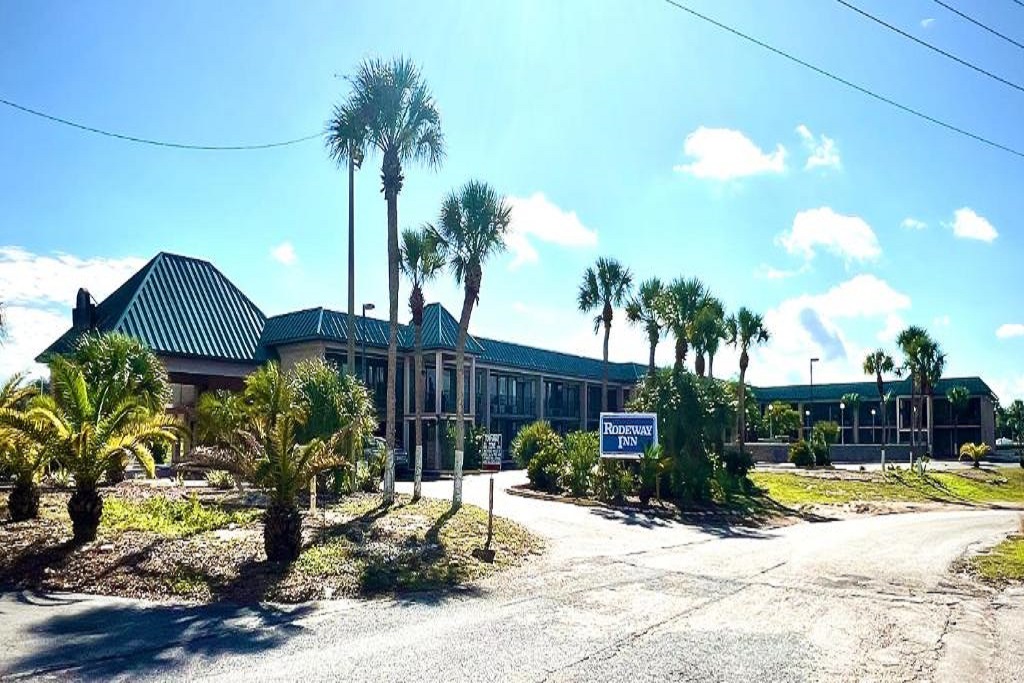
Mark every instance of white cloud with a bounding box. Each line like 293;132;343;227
996;323;1024;339
754;263;809;280
949;207;998;242
877;314;906;344
795;124;841;170
933;314;951;328
901;217;927;230
505;193;598;270
270;241;298;266
991;375;1024;403
778;207;881;264
0;246;145;378
921;18;935;28
674;127;786;180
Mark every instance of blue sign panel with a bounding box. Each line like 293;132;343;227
599;412;658;459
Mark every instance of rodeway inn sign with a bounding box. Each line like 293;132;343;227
599;412;658;458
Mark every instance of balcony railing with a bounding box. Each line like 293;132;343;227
491;395;535;416
544;400;580;419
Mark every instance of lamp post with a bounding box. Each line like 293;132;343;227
840;401;846;445
805;409;811;435
871;408;877;444
361;302;375;387
808;357;819;434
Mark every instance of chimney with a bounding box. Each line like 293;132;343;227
72;288;96;330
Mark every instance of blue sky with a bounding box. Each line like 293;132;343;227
1;0;1022;399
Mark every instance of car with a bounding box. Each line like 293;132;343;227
996;437;1016;448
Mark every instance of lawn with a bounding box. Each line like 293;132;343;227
0;484;543;603
970;534;1024;583
750;467;1024;507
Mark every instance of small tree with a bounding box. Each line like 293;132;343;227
510;421;555;467
766;401;801;439
958;442;989;469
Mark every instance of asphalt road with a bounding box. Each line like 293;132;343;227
1;471;1021;682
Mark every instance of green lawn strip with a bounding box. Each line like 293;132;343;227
970;535;1024;583
749;468;1024;507
101;496;261;537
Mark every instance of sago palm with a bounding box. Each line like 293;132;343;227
432;180;511;509
656;277;705;371
0;373;47;521
400;226;445;501
625;278;665;376
862;349;895;444
578;257;633;412
343;56;445;505
726;307;770;455
325;101;368;376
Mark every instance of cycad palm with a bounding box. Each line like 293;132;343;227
400;226;445;501
432;180;511;509
862;349;895;444
343;56;445;504
726;308;770;454
625;278;665;376
578;257;634;412
0;373;46;521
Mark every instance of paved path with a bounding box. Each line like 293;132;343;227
1;472;1021;681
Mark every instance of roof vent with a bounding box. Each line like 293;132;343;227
72;288;96;330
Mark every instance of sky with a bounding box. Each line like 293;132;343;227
1;0;1022;400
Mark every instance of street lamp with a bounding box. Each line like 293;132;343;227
840;401;846;444
361;302;375;386
805;409;811;434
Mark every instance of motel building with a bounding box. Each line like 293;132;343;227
39;252;998;467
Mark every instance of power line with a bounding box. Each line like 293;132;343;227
932;0;1024;51
658;0;1024;159
835;0;1024;94
0;97;321;150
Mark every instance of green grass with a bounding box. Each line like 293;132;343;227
101;495;261;537
970;535;1024;582
750;468;1024;507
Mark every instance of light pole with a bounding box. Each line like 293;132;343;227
361;302;375;387
805;409;811;435
871;408;877;444
840;401;846;445
808;357;819;435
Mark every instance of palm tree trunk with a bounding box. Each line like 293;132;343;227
737;366;747;454
452;288;476;509
602;321;610;412
346;152;357;375
674;337;684;372
695;353;706;377
708;352;715;380
413;322;425;501
647;333;657;376
68;487;103;544
383;188;399;505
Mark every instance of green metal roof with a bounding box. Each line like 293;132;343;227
752;376;997;403
38;252;267;364
476;336;647;383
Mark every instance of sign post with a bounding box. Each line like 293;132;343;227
599;412;658;459
482;433;503;472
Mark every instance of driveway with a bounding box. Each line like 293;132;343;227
1;472;1021;681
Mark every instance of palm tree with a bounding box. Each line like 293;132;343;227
343;56;445;504
578;258;634;411
400;226;444;501
862;349;895;445
26;357;182;542
947;385;970;455
692;294;725;378
726;307;770;454
655;277;705;371
432;180;511;509
325;101;367;377
0;373;46;520
896;326;930;448
918;338;946;452
625;278;664;375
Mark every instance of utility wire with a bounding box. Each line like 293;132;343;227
835;0;1024;94
659;0;1024;159
0;97;321;150
932;0;1024;51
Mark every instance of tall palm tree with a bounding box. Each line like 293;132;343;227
655;277;705;371
692;294;725;378
947;385;970;455
726;307;770;454
578;257;634;412
863;349;895;445
325;101;367;377
432;180;511;509
896;326;930;448
918;338;946;452
343;57;445;505
400;226;444;501
625;278;664;375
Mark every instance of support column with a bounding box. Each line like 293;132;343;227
579;382;588;431
853;409;860;444
434;351;443;415
798;402;805;440
536;375;545;421
483;368;492;431
617;386;624;412
927;395;934;452
469;355;477;425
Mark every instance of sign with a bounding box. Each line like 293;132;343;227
482;434;502;471
599;412;658;459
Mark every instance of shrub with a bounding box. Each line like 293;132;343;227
205;469;235;490
722;448;754;478
560;431;599;497
526;432;565;493
811;421;840;446
638;444;669;505
464;426;486;470
789;440;815;468
594;459;636;504
959;442;990;468
512;421;555;468
812;441;831;467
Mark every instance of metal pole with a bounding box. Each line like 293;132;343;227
362;308;368;386
486;475;494;549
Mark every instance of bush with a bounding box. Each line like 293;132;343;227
512;421;556;468
722;448;754;478
526;432;565;493
959;442;990;468
560;431;599;497
464;425;486;470
594;459;636;504
810;420;840;446
638;444;668;505
812;441;831;467
205;469;235;490
789;440;815;468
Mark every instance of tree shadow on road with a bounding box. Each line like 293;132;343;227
1;590;313;679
